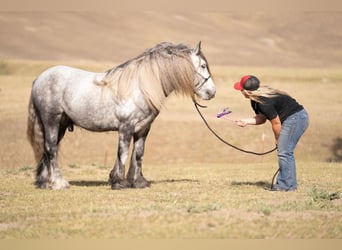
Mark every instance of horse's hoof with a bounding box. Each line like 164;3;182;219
131;180;151;189
35;181;50;189
51;179;70;190
111;180;131;190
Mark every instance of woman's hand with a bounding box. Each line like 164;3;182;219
235;119;248;127
235;115;267;127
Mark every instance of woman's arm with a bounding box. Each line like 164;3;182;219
270;115;281;144
235;114;281;145
235;114;267;127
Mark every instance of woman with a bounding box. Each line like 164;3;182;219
233;75;309;191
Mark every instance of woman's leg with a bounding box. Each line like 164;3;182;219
276;110;309;191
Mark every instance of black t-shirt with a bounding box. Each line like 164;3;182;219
251;94;303;123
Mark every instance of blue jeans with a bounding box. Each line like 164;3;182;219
276;109;309;191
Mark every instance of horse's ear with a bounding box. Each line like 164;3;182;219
193;41;202;55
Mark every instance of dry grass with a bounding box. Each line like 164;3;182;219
0;162;341;238
0;59;341;239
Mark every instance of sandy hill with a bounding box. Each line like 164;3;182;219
0;12;341;67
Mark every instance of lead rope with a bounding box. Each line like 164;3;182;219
194;102;277;155
271;168;280;189
194;102;279;188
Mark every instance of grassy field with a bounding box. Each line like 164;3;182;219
0;60;341;238
0;162;341;238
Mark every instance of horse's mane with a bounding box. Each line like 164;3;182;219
100;42;196;111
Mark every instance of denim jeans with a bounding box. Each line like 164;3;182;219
276;109;309;190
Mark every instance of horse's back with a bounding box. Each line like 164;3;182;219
32;65;103;101
34;65;98;87
32;66;97;113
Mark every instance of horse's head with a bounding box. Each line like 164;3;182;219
191;42;216;100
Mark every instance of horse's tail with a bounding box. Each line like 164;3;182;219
27;86;44;163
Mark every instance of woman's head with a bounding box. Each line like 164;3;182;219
234;75;260;91
233;75;288;102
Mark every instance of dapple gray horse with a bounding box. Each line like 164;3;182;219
27;42;216;190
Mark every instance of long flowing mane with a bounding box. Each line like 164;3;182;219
100;42;196;111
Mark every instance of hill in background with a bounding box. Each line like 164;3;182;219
0;12;341;67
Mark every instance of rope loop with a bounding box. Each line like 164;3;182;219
194;102;277;156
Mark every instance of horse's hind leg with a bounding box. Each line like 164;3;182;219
36;115;69;190
35;154;50;188
127;127;151;188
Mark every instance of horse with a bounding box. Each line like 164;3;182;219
27;41;216;190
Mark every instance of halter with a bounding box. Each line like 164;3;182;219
192;72;212;108
195;72;211;91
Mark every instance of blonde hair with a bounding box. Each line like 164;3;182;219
242;85;289;103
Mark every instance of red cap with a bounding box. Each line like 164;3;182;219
234;75;251;90
233;75;260;91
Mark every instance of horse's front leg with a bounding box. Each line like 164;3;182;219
127;126;151;188
109;125;133;189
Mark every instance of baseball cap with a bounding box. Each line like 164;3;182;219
234;75;260;91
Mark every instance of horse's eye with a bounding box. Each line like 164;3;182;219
201;64;206;69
